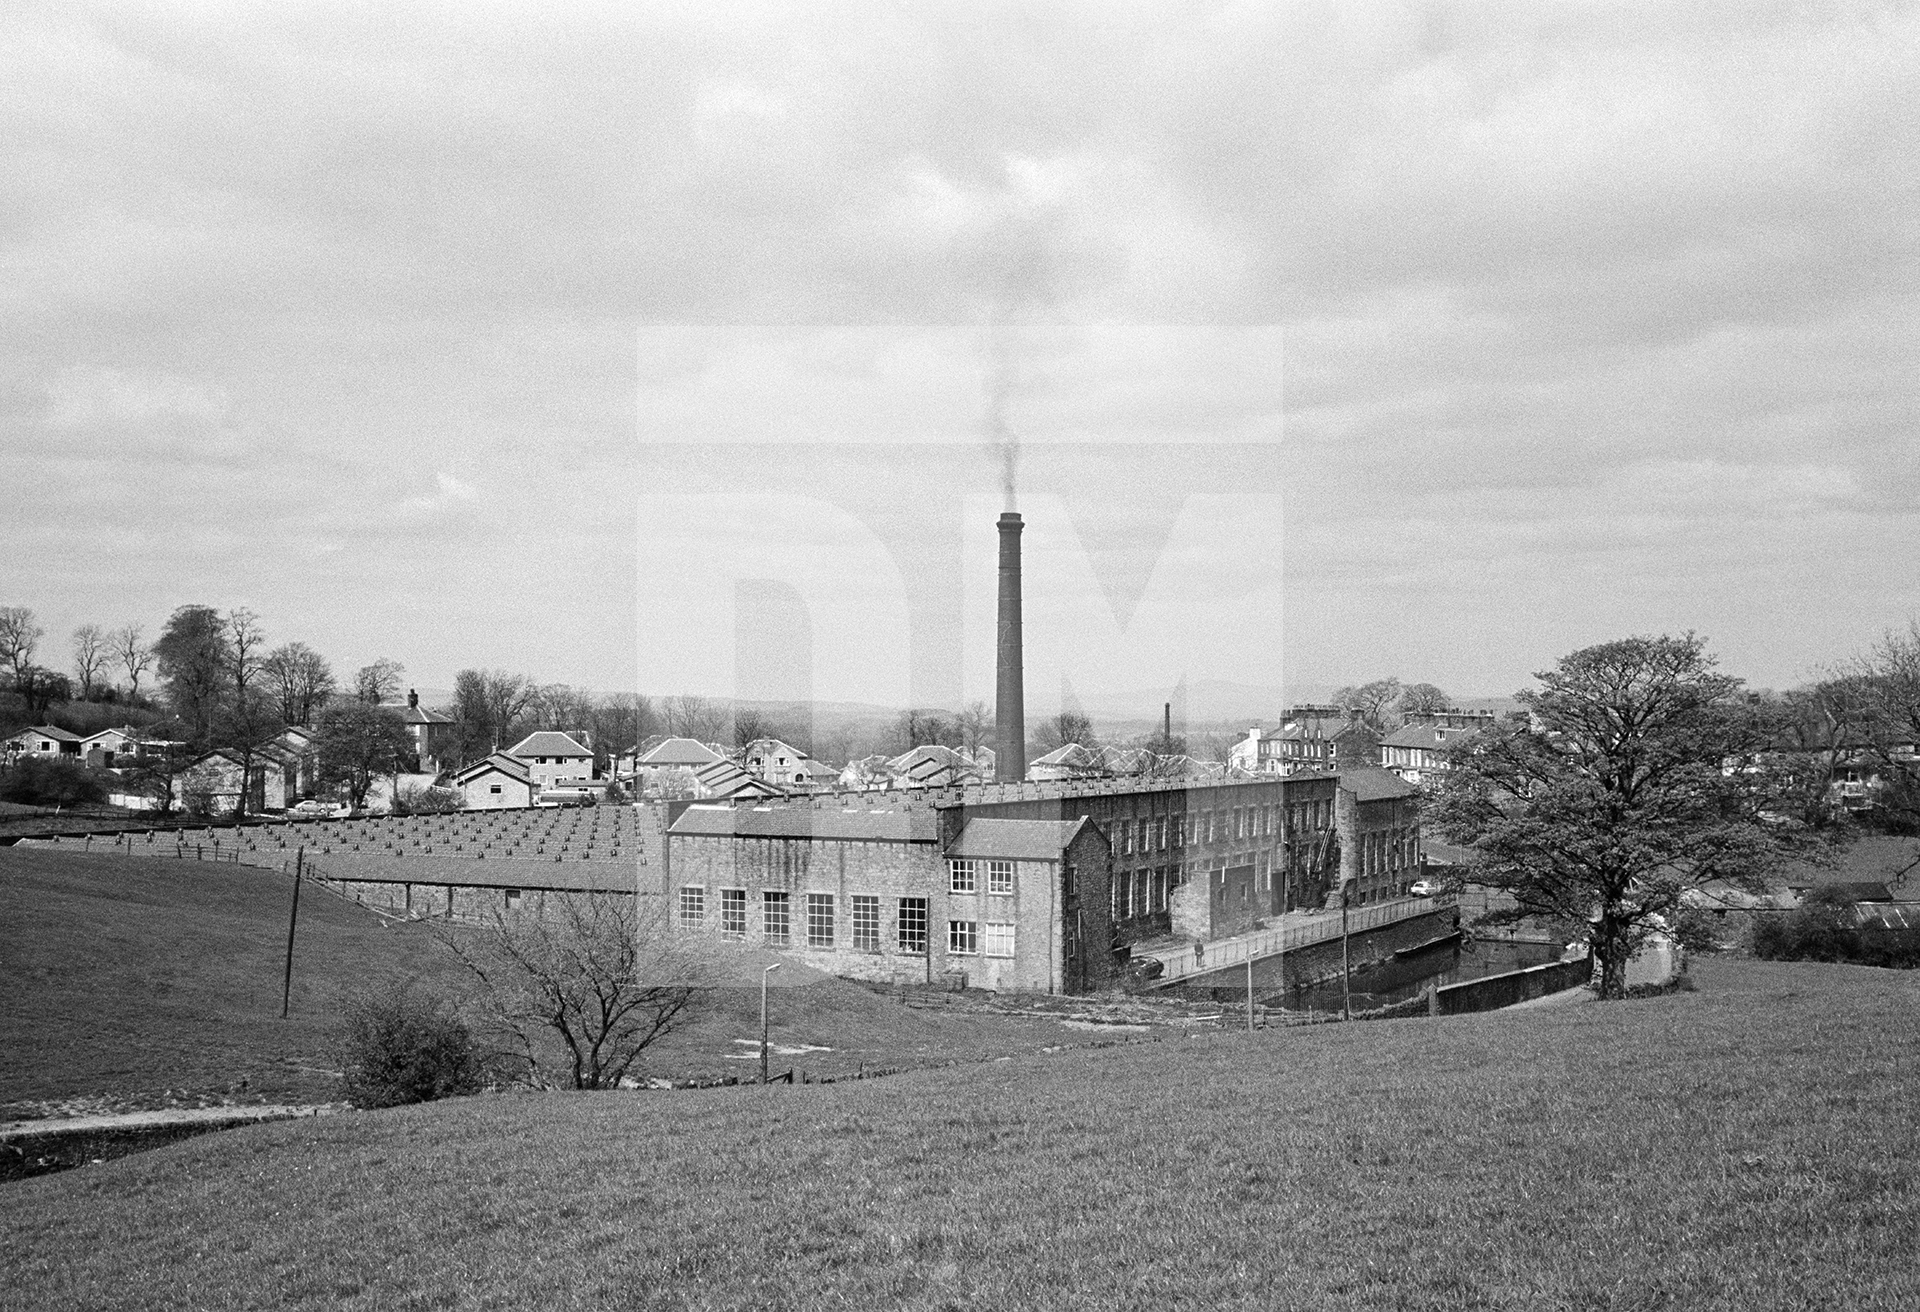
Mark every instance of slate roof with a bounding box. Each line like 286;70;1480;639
636;737;724;767
692;757;785;799
670;803;940;843
507;731;593;759
1338;765;1421;802
453;752;534;785
946;817;1091;861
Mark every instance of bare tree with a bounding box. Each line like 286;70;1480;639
528;683;596;734
112;623;154;701
956;700;992;755
1028;710;1096;757
435;894;702;1090
451;668;540;762
589;693;659;768
665;693;726;742
262;642;337;726
71;625;109;700
221;609;275;818
1333;677;1404;730
0;607;44;684
1395;682;1451;718
354;657;406;705
732;705;778;749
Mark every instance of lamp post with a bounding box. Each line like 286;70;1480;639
760;962;781;1085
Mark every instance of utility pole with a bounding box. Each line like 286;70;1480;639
281;847;303;1020
1245;957;1255;1032
1340;892;1352;1022
760;962;781;1084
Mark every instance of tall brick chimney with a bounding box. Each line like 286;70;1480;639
995;511;1026;783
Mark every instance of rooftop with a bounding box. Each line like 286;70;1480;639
670;804;940;843
947;817;1092;860
507;731;593;759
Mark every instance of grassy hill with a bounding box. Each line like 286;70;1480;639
0;849;1128;1116
4;956;1918;1310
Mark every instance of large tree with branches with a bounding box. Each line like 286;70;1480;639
1431;634;1803;998
435;894;702;1090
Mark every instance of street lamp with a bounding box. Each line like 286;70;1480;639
760;962;781;1085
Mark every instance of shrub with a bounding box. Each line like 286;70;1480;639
1750;890;1920;969
337;989;486;1109
392;784;464;816
0;758;108;808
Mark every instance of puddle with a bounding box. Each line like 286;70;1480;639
724;1040;835;1058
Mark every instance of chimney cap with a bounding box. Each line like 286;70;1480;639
997;511;1024;527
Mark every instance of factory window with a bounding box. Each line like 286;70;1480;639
762;891;791;946
948;919;978;955
984;922;1016;958
1118;823;1130;856
948;859;977;893
1113;871;1128;920
988;860;1014;894
897;898;928;954
851;895;881;950
1137;819;1150;852
678;885;705;929
806;892;835;948
720;888;747;937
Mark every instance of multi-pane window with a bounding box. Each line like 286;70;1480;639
948;919;978;955
678;885;705;929
1137;819;1150;853
897;898;928;954
806;892;835;948
762;891;790;945
1119;822;1131;855
720;888;747;937
984;922;1016;958
948;859;977;894
851;895;881;950
987;860;1014;894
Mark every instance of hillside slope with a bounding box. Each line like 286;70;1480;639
4;957;1917;1311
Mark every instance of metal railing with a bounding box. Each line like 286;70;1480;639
1147;894;1455;982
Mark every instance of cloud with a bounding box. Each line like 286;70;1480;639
399;471;481;517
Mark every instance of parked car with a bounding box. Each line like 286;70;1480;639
1409;879;1439;897
291;799;339;818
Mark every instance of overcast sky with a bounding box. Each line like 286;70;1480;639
4;2;1915;715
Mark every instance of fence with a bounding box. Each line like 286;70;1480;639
1428;953;1591;1015
1149;895;1456;983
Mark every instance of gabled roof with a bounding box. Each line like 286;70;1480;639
1337;765;1421;802
1380;724;1480;750
741;738;812;764
10;725;83;743
393;703;455;725
636;736;724;767
1031;742;1098;769
453;752;534;786
946;817;1092;861
693;757;786;799
506;731;593;759
670;803;938;842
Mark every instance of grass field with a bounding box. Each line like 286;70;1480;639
0;850;1125;1117
4;955;1917;1310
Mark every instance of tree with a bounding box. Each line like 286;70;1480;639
1431;634;1802;999
435;894;702;1090
1396;682;1451;718
11;665;72;720
336;988;485;1109
451;669;540;763
261;642;337;726
124;732;192;815
153;606;231;744
956;700;992;755
1332;677;1403;730
589;693;659;770
71;625;109;700
1844;622;1920;843
664;693;726;742
111;623;154;701
731;706;778;749
314;701;412;810
528;682;596;734
353;657;406;705
0;606;43;685
1029;710;1096;757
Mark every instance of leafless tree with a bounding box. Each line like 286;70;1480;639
262;642;337;726
589;693;659;767
354;657;406;705
1333;677;1404;730
0;606;44;684
451;668;540;762
71;625;109;699
1395;682;1451;718
112;623;154;700
1028;709;1096;756
434;894;703;1090
528;682;596;734
665;693;726;742
956;700;992;754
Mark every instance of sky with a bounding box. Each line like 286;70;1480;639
3;1;1915;717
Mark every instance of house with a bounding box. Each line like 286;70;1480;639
386;690;458;772
504;730;595;789
3;726;83;761
267;725;320;798
180;749;290;815
78;726;153;769
739;737;818;787
629;736;726;797
1378;722;1483;786
1334;766;1423;906
691;756;787;800
886;744;992;789
454;753;537;810
1230;707;1380;776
